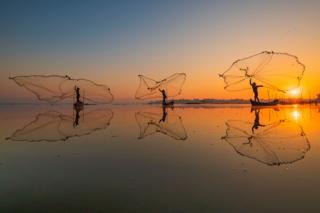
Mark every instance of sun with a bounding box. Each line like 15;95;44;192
289;88;301;97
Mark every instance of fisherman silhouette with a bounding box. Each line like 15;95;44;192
73;86;83;127
250;78;263;102
75;86;81;103
73;86;84;112
159;89;167;106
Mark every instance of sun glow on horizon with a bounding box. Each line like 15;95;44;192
289;88;302;97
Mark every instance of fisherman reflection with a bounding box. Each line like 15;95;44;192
244;108;266;146
149;106;168;125
135;106;187;140
221;108;310;166
6;108;113;142
73;86;84;127
159;106;168;123
73;106;81;127
251;108;266;133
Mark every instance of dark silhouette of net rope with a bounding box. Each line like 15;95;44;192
221;117;310;166
135;73;186;100
10;75;113;104
6;108;113;142
219;51;305;94
135;109;187;140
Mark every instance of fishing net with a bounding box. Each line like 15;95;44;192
221;110;310;166
135;73;186;100
135;108;187;140
10;75;113;104
219;51;305;94
6;108;113;142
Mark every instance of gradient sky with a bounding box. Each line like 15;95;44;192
1;0;319;103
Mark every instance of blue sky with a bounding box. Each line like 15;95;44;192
1;1;203;54
1;0;319;102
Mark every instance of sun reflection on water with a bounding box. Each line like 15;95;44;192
291;110;301;121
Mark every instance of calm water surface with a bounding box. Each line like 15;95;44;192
0;104;319;212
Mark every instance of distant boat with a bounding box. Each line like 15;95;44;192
250;99;279;106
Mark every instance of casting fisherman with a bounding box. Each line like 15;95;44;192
73;86;84;111
75;86;81;103
73;86;84;126
159;89;167;106
250;78;263;102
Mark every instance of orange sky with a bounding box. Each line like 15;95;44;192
1;1;319;103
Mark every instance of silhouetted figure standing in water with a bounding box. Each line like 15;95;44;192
74;86;84;113
74;86;84;104
250;79;263;102
73;86;83;127
75;86;81;103
159;89;167;106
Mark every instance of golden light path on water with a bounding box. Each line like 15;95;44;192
291;106;302;121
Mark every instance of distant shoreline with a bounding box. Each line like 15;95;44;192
148;98;320;105
0;98;318;106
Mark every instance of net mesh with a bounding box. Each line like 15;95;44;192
222;109;310;166
219;51;305;94
135;73;186;100
10;75;113;104
135;108;187;140
6;108;113;142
